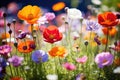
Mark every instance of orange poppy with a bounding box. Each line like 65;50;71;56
101;38;108;45
17;5;42;24
43;25;62;43
1;32;10;39
117;3;120;8
114;58;120;66
102;27;117;36
98;12;118;27
52;2;65;11
10;77;23;80
49;46;67;57
17;40;35;53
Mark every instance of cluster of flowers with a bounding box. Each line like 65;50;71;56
0;4;120;80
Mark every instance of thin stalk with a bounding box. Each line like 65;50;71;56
4;16;7;41
105;28;109;52
31;24;34;37
13;23;16;42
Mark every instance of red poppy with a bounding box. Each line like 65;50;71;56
111;41;120;52
43;25;62;43
10;76;23;80
98;12;118;27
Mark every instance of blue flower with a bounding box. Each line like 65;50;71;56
86;20;100;31
31;50;48;63
0;57;7;67
0;57;7;78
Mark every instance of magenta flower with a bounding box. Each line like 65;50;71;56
45;12;55;21
76;56;88;64
8;55;24;67
0;45;12;55
63;62;76;71
95;52;114;68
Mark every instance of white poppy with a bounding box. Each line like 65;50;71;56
67;8;83;19
91;0;101;5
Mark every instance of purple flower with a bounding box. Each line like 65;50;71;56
8;55;24;67
31;50;48;63
45;12;55;21
63;62;76;71
0;45;12;55
0;67;2;72
76;73;86;80
95;52;114;68
86;20;100;31
17;32;29;39
94;36;101;45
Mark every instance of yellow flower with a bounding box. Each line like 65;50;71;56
49;46;67;57
1;32;10;39
17;5;42;24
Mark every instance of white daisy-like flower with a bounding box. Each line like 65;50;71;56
113;67;120;73
46;74;58;80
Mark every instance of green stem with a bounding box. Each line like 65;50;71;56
105;28;109;52
13;23;16;42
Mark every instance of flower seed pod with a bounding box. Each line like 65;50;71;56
8;29;12;34
3;13;7;17
14;42;18;48
84;40;88;46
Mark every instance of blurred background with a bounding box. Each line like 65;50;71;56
0;0;120;17
0;0;120;32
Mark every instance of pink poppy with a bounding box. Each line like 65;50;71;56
63;62;76;71
76;56;88;64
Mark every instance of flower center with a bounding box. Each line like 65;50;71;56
28;14;34;20
103;59;107;63
49;34;54;39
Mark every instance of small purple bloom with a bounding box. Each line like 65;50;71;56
45;12;55;21
17;32;29;39
94;36;101;45
8;55;24;67
76;73;86;80
31;50;48;63
0;45;12;55
0;67;2;72
95;52;114;68
86;20;100;31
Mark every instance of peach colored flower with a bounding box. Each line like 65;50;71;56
49;46;67;57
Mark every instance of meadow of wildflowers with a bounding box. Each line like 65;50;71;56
0;1;120;80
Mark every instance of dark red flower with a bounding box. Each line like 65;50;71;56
43;25;62;43
98;12;118;27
